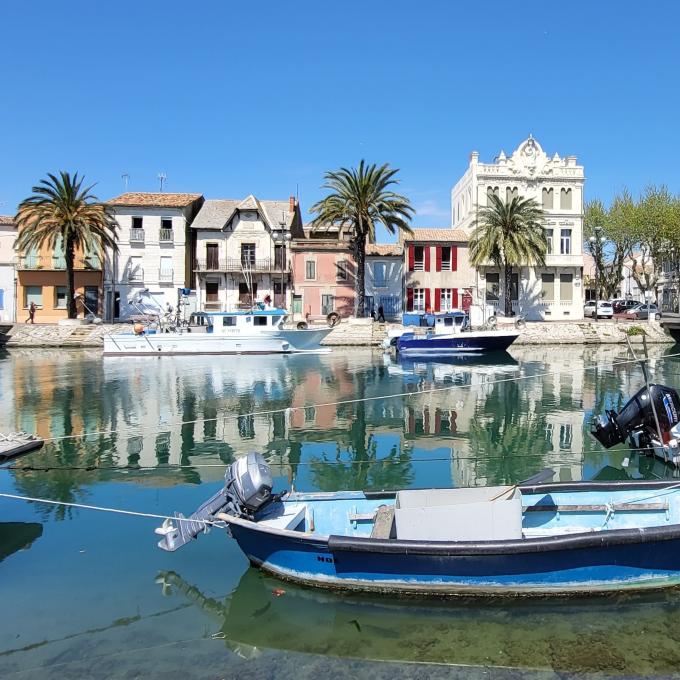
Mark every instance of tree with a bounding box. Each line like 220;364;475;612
309;160;414;317
469;194;547;316
15;172;118;318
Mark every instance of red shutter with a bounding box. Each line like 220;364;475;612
436;246;442;272
424;246;431;272
434;288;441;312
452;246;458;271
425;288;431;312
408;244;414;272
406;287;414;311
453;288;459;308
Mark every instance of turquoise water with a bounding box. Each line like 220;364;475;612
2;344;680;678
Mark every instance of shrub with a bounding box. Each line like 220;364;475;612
626;325;646;337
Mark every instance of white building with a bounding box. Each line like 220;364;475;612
0;216;17;322
104;193;204;320
451;136;585;320
365;243;403;319
190;195;304;312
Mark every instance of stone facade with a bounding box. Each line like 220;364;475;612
451;136;585;320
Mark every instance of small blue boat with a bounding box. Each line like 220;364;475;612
156;453;680;596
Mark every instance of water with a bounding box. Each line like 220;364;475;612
2;344;680;678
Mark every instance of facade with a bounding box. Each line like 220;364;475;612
451;135;585;320
191;195;303;312
0;216;17;322
290;226;356;321
402;229;473;313
365;243;403;320
105;192;204;321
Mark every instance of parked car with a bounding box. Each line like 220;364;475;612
583;300;614;319
612;299;640;314
622;303;662;321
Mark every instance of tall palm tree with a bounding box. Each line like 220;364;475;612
469;194;547;316
310;160;414;317
15;172;118;318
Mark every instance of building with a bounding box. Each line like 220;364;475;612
365;243;403;320
290;225;356;322
191;195;303;312
14;225;104;324
402;229;473;313
105;192;204;320
451;135;585;320
0;216;17;322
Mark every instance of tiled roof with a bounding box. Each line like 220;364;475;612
107;192;203;208
0;215;15;226
191;196;298;232
401;228;469;243
366;243;402;256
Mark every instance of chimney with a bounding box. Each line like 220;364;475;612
289;196;296;213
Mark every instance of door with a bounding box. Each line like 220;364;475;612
239;282;257;307
84;286;99;315
274;281;286;308
206;244;219;270
379;295;400;319
205;282;219;310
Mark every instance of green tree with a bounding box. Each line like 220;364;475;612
15;172;118;318
469;194;547;317
309;160;414;317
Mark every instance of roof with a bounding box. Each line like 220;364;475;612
401;228;469;243
191;195;298;232
107;192;203;208
366;243;402;257
0;215;15;227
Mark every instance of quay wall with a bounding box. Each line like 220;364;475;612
0;319;674;349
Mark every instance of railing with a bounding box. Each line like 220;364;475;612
194;257;289;273
130;228;145;243
159;269;174;283
18;255;102;270
159;228;173;243
128;268;144;282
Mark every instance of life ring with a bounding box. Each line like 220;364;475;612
296;321;308;330
327;312;340;328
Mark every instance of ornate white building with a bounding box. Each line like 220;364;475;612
451;136;585;320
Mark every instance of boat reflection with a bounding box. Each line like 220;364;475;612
0;522;42;562
157;567;680;674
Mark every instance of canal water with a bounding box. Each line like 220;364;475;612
3;344;680;678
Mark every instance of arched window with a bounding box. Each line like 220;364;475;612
560;188;572;210
506;186;518;203
542;188;554;209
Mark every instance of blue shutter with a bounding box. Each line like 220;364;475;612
0;289;4;310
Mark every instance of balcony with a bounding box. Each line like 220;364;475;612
130;228;145;244
128;268;144;283
18;255;102;271
159;228;173;243
159;269;174;283
194;257;289;273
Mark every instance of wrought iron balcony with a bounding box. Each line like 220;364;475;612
194;257;289;273
130;228;145;243
128;267;145;282
159;228;173;243
18;255;101;270
159;269;174;283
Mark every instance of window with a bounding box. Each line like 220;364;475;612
414;245;425;271
55;286;67;309
542;188;554;209
206;243;219;270
53;234;65;268
336;260;349;281
223;316;236;326
486;186;499;202
440;246;452;271
413;288;426;312
511;273;519;301
440;288;453;311
322;294;335;315
560;229;572;255
25;285;42;308
241;243;256;266
160;218;173;242
560;188;572;210
161;218;172;231
132;217;143;229
0;289;3;310
559;424;573;450
544;229;553;254
237;414;255;439
542;273;555;301
129;256;143;281
560;273;573;302
254;316;268;326
274;244;286;269
485;273;500;302
506;186;518;203
160;256;173;282
305;260;316;280
293;294;302;314
373;262;387;287
84;286;99;315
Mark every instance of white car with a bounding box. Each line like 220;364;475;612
583;300;614;319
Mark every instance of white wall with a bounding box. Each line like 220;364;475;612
0;225;16;321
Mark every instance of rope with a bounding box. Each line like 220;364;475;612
19;351;680;445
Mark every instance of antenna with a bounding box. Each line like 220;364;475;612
121;173;130;191
158;173;167;192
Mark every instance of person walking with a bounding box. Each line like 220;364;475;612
377;305;385;323
26;301;36;324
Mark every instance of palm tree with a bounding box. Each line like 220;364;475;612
15;172;118;318
469;194;547;317
310;160;414;317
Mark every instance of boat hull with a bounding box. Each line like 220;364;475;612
224;481;680;596
396;330;519;357
103;328;332;355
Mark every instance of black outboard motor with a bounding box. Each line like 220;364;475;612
156;452;274;552
591;384;680;449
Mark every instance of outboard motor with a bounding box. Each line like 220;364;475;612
156;452;275;552
591;384;680;449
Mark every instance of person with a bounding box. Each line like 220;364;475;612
26;301;36;324
377;305;385;323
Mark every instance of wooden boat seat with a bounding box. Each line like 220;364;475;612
371;505;395;539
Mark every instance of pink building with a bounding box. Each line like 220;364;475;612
291;227;356;322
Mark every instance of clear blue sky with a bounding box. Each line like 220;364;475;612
2;1;679;240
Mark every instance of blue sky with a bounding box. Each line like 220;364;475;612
1;1;679;240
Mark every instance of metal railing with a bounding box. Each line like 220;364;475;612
194;257;289;273
130;228;145;243
159;269;174;283
19;255;102;270
128;268;144;282
159;228;173;242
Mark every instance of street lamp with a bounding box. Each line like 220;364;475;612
588;227;607;323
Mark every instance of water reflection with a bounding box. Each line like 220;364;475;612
0;522;42;562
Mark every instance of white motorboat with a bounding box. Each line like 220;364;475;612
103;308;332;356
